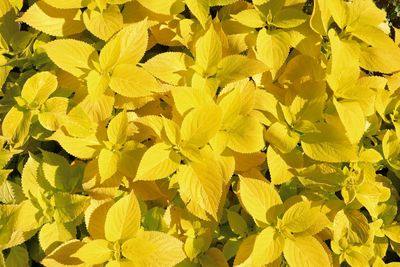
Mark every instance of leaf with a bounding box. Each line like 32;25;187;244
231;9;266;28
44;39;98;78
38;97;69;131
82;5;123;41
177;160;223;219
98;149;120;182
186;0;209;27
225;115;265;154
5;246;29;267
42;240;85;266
41;150;76;191
2;107;32;147
52;192;89;223
136;0;185;15
180;103;222;147
272;8;308;28
383;224;400;243
283;235;332;267
360;46;400;74
21;72;57;106
73;239;113;265
39;222;76;253
50;130;101;159
143;52;194;85
280;201;319;233
333;210;370;244
310;0;331;35
264;122;299;154
256;29;290;78
109;65;161;98
227;210;248;237
301;123;358;163
100;19;148;67
217;55;267;86
104;191;141;242
17;1;85;37
199;248;229;267
327;30;360;92
238;175;282;225
121;231;185;267
267;146;301;185
41;0;86;9
333;99;365;144
107;110;128;145
135;142;181;181
251;227;284;266
195;25;222;76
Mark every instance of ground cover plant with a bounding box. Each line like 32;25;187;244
1;0;400;266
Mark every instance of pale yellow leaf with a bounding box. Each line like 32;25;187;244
83;5;123;41
121;231;185;267
44;39;98;78
109;65;160;98
135;142;181;181
104;191;141;242
18;1;85;37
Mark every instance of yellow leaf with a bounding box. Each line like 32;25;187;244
21;72;57;106
238;175;282;225
121;231;185;267
301;123;358;163
107;110;128;145
2;107;31;147
49;130;101;159
98;149;120;182
143;52;194;85
109;65;160;98
135;142;181;181
180;103;222;147
39;222;76;254
38;97;69;131
186;0;209;27
73;239;113;265
17;1;85;37
344;249;370;267
283;235;332;267
231;9;266;28
383;224;400;243
44;39;98;78
264;122;299;153
41;240;85;266
224;115;265;154
178;160;223;219
171;86;214;116
101;19;148;67
83;5;123;41
280;201;319;233
326;0;348;29
256;29;290;78
104;191;141;242
310;0;330;35
217;55;267;86
136;0;185;15
327;30;360;92
195;25;222;76
41;0;86;9
267;146;302;185
227;210;248;237
360;46;400;74
333;99;365;144
251;227;284;266
199;248;229;267
272;8;308;29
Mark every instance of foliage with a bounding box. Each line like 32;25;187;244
1;0;400;266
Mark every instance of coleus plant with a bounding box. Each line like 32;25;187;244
1;0;400;266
